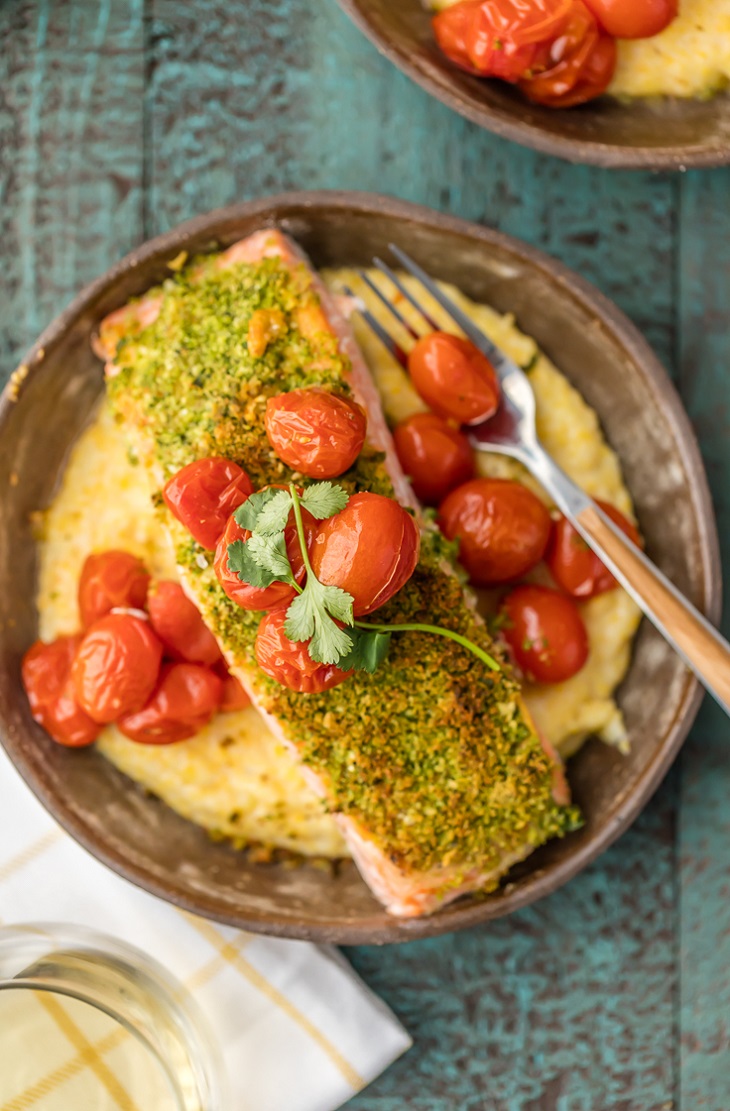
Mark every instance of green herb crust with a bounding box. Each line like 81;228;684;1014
106;251;579;877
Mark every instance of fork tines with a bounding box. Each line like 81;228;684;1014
345;245;510;379
343;282;410;368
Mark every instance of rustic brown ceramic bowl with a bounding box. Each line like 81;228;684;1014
336;0;730;169
0;192;720;943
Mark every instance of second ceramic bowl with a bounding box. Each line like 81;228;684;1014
336;0;730;169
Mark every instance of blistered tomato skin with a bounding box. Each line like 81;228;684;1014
582;0;677;38
78;551;150;628
163;457;254;550
117;662;223;744
500;584;589;684
546;500;641;598
408;333;500;426
255;610;352;694
519;3;616;108
72;613;163;724
432;1;479;73
214;500;316;612
23;636;81;715
265;388;367;479
393;413;474;506
148;580;222;666
434;0;574;82
22;636;99;747
311;492;421;617
439;478;552;586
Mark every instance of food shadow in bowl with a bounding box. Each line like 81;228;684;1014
335;0;730;170
0;191;720;943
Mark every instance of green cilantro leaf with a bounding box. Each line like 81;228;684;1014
339;627;392;673
254;489;293;536
301;482;349;520
317;582;354;625
235;487;284;532
246;532;297;586
284;577;354;666
226;539;280;589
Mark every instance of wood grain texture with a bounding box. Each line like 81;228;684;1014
146;0;313;235
346;786;677;1110
1;1;728;1107
677;168;730;1111
0;0;145;374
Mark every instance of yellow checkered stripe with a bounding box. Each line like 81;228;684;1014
0;833;365;1108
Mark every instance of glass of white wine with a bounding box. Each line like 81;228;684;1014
0;923;224;1111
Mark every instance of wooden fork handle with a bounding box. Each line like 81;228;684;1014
576;503;730;713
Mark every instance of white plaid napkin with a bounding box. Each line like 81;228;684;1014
0;745;411;1110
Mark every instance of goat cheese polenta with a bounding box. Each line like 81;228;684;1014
428;0;730;100
36;274;640;858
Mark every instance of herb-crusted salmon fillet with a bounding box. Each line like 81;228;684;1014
96;229;579;917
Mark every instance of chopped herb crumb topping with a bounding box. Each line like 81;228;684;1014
105;251;579;875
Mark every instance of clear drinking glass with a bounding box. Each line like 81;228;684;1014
0;922;224;1111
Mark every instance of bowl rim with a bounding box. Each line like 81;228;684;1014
0;190;721;943
335;0;730;171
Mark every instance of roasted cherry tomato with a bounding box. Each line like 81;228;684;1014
519;3;616;108
254;609;352;694
582;0;677;38
163;457;254;550
72;613;163;724
546;500;641;598
433;1;477;73
147;580;222;666
500;584;589;683
393;412;475;506
311;492;420;617
22;636;99;747
433;0;574;82
78;550;150;628
408;333;500;426
117;662;223;744
218;670;252;712
264;388;367;479
214;498;316;612
439;478;551;586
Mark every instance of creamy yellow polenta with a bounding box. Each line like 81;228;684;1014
37;272;640;858
428;0;730;100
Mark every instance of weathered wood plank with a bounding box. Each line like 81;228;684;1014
346;784;678;1111
145;4;680;1109
146;0;316;235
677;168;730;1111
0;0;145;380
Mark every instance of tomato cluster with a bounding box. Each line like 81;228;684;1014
390;328;640;686
433;0;677;109
440;480;639;684
159;392;420;695
22;550;250;748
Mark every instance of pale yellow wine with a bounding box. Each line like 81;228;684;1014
0;987;181;1110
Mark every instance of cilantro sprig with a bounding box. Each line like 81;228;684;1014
284;481;354;664
228;481;500;676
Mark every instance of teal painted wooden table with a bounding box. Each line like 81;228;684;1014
1;2;728;1107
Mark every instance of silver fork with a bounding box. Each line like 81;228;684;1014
345;245;730;718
